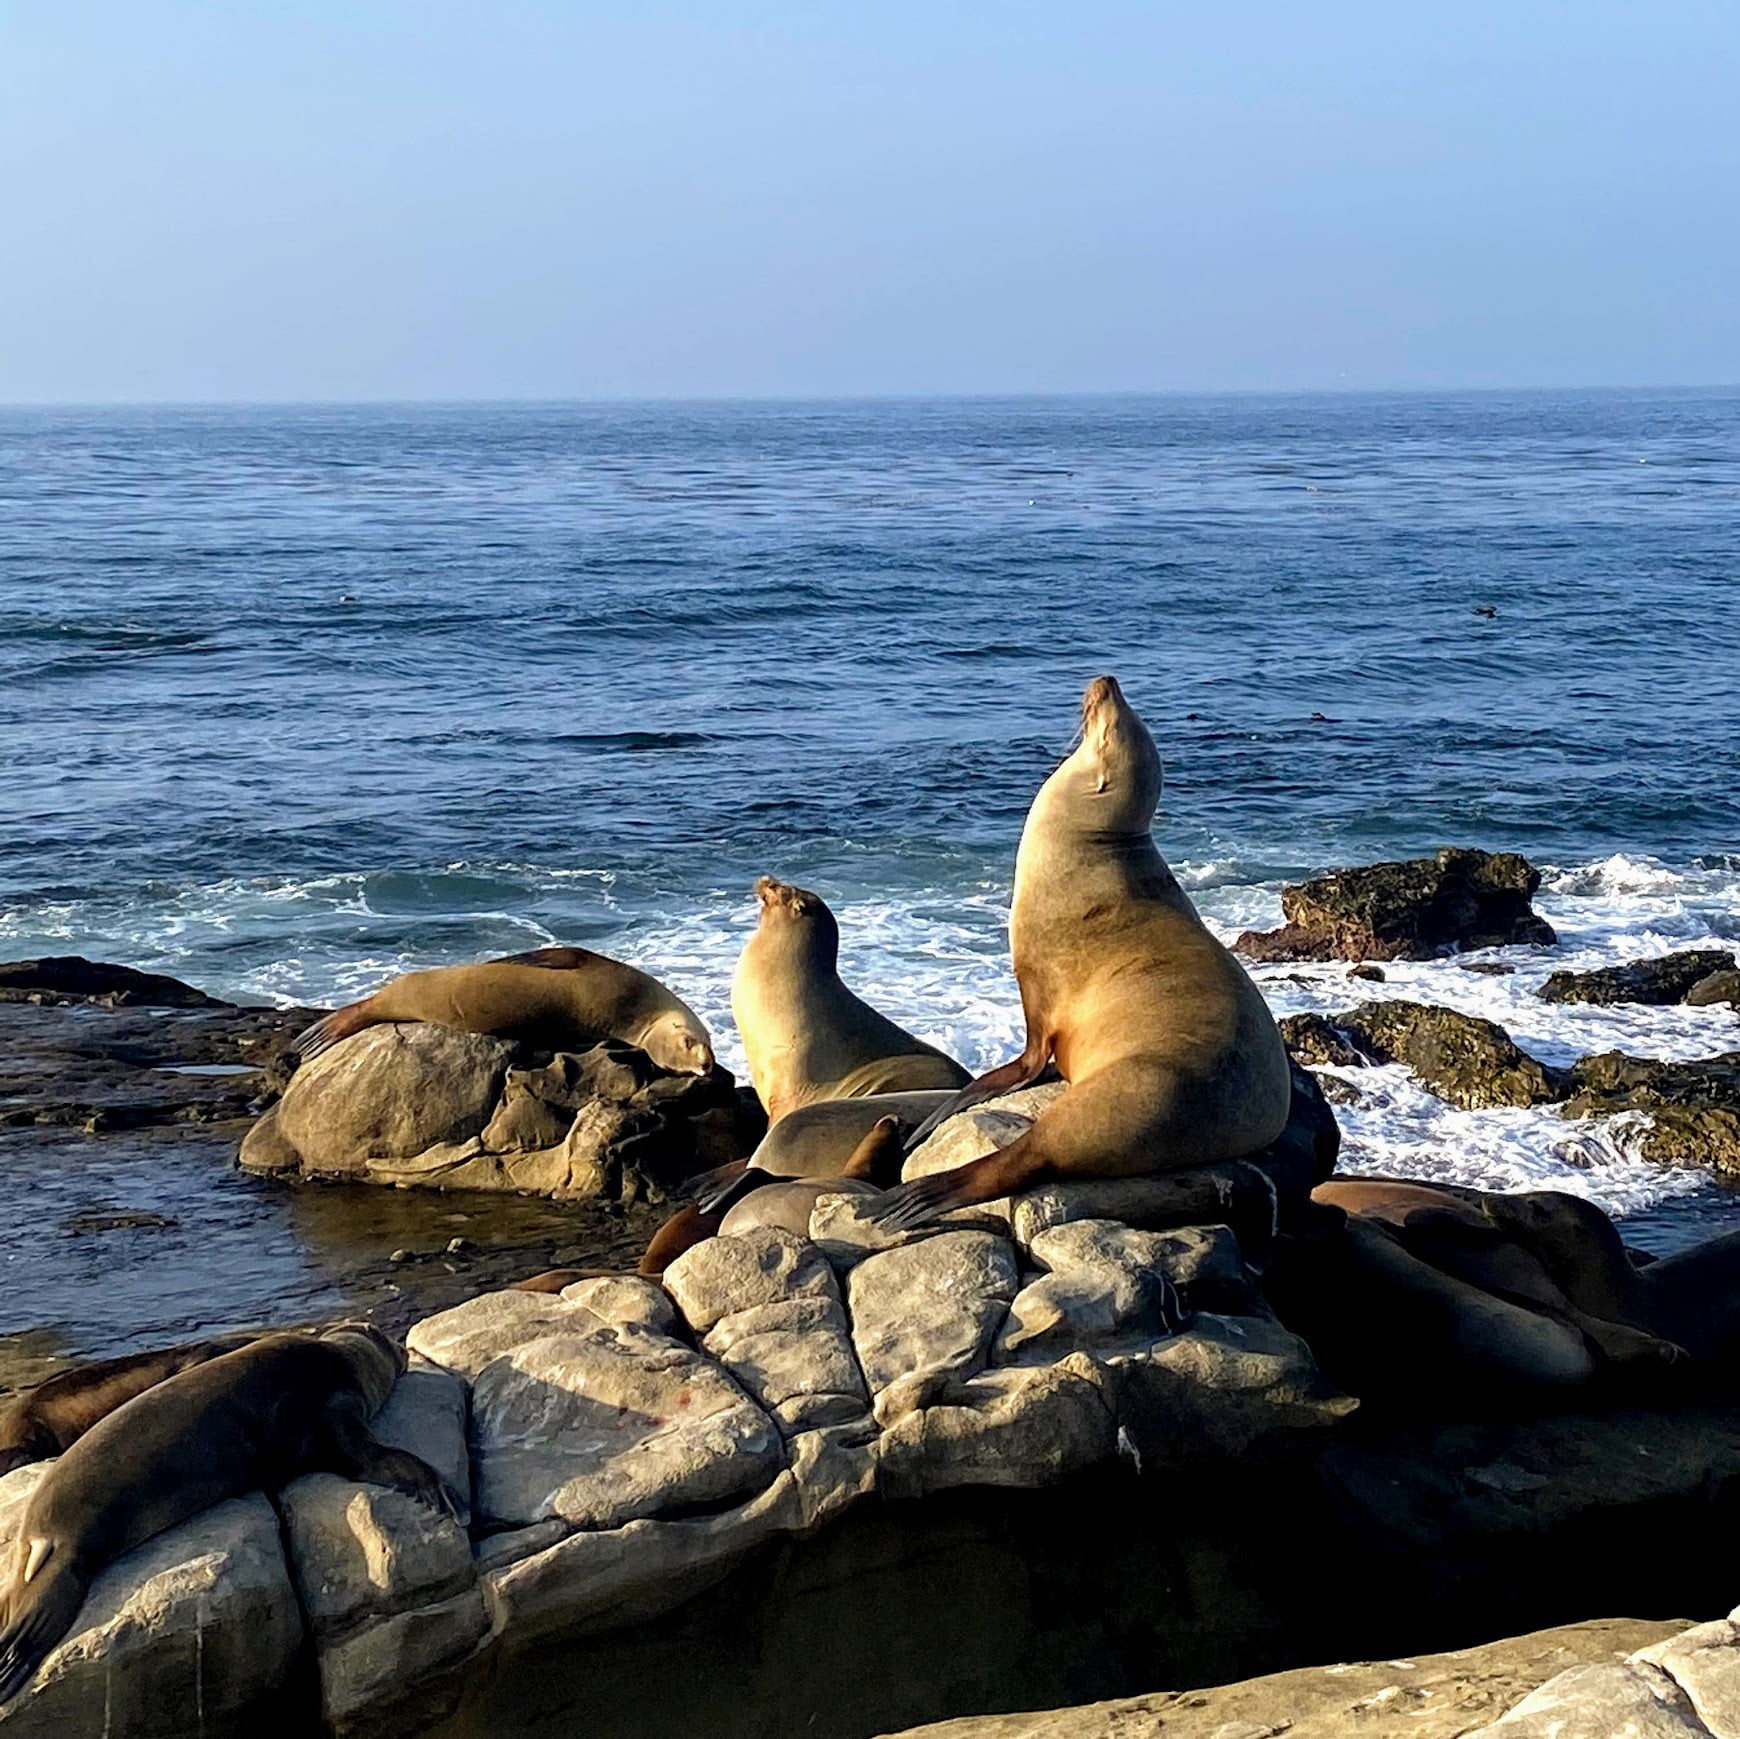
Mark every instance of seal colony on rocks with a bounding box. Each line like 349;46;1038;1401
295;945;715;1076
731;877;971;1122
0;1324;454;1705
875;676;1293;1229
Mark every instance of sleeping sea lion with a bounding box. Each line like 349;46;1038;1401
0;1325;453;1705
0;1332;258;1478
731;879;970;1122
874;676;1292;1228
296;945;713;1076
718;1118;904;1238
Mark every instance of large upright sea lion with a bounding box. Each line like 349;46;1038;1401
873;676;1292;1228
296;945;714;1076
0;1332;258;1478
731;878;970;1121
0;1325;453;1705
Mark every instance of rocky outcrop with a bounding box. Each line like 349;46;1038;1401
1538;949;1739;1006
1235;849;1557;963
1561;1052;1740;1173
241;1027;744;1204
1688;970;1740;1009
0;956;227;1009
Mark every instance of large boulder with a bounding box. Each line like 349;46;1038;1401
241;1026;741;1202
1235;848;1557;963
0;1471;302;1738
1538;949;1738;1007
1561;1052;1740;1172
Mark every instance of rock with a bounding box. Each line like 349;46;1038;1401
1688;971;1740;1009
467;1318;784;1529
875;1617;1693;1739
1466;1660;1709;1736
994;1220;1185;1366
983;1081;1070;1119
0;1477;302;1738
903;1108;1035;1181
372;1366;472;1527
1279;1011;1370;1068
1109;1314;1357;1466
1235;848;1557;962
785;1421;882;1531
0;955;227;1008
808;1191;943;1268
1139;1223;1263;1315
876;1353;1117;1501
1636;1618;1740;1737
1349;962;1387;981
1011;1163;1276;1252
1538;950;1738;1007
471;1519;570;1573
704;1296;870;1433
1304;1000;1569;1110
406;1289;594;1381
1561;1052;1740;1172
662;1226;840;1336
558;1274;678;1336
316;1587;492;1736
847;1230;1021;1393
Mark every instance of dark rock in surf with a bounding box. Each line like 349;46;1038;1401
1687;969;1740;1009
1235;849;1557;963
1537;949;1738;1007
0;955;228;1009
1561;1051;1740;1173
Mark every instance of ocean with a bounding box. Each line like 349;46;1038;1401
4;390;1739;1250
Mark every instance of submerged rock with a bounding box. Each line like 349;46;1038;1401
1235;848;1557;963
1538;949;1738;1006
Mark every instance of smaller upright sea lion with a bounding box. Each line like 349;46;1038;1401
0;1333;258;1478
296;946;714;1076
0;1325;453;1705
731;879;970;1122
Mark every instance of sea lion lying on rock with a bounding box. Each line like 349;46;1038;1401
295;946;714;1076
0;1332;258;1478
875;677;1292;1229
731;878;970;1122
0;1324;454;1705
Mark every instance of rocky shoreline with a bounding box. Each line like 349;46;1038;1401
4;848;1740;1737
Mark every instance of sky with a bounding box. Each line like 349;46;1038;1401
3;1;1737;402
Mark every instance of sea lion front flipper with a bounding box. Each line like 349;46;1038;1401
293;1003;373;1062
680;1158;754;1215
318;1397;459;1522
0;1553;88;1706
898;1051;1051;1156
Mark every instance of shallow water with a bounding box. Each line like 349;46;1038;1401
2;391;1738;1264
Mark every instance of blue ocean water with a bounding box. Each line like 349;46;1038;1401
3;391;1738;1237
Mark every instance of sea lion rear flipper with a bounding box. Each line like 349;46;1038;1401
0;1554;88;1706
293;1004;371;1062
680;1158;754;1215
319;1398;459;1523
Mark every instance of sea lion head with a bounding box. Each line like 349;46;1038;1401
0;1420;56;1481
751;877;840;969
1053;675;1162;834
320;1322;406;1414
637;1010;716;1077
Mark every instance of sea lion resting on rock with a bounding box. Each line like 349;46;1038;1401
732;879;970;1122
0;1325;454;1705
719;1116;905;1238
875;676;1293;1229
296;945;714;1076
0;1332;258;1478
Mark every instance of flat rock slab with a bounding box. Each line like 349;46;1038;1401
704;1297;870;1434
468;1318;784;1530
407;1289;601;1381
0;1472;301;1738
848;1230;1021;1393
996;1219;1184;1365
875;1617;1691;1739
375;1365;473;1527
663;1226;840;1336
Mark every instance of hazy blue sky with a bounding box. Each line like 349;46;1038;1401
4;2;1737;401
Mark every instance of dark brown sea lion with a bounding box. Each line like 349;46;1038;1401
296;946;714;1076
730;879;970;1123
0;1333;258;1478
874;677;1292;1228
0;1325;453;1705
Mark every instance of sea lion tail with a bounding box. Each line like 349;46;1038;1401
0;1549;87;1705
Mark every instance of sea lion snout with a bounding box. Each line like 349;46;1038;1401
753;877;822;922
1081;674;1125;718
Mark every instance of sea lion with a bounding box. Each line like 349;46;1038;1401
718;1118;904;1238
0;1332;258;1478
296;945;714;1076
0;1324;453;1705
874;676;1292;1228
731;879;970;1122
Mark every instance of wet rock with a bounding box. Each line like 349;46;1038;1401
0;956;227;1009
1689;970;1740;1009
663;1226;840;1336
847;1230;1021;1393
704;1296;870;1433
1561;1052;1740;1172
467;1318;783;1529
994;1220;1185;1366
1280;1011;1369;1068
1235;848;1557;962
1349;962;1387;982
1109;1314;1358;1466
0;1475;302;1738
1304;1000;1569;1110
1538;950;1738;1007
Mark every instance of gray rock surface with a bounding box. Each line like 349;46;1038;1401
704;1296;870;1433
1011;1165;1275;1249
663;1226;840;1335
995;1219;1184;1365
1466;1660;1709;1736
374;1365;472;1526
406;1288;595;1381
557;1274;678;1335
